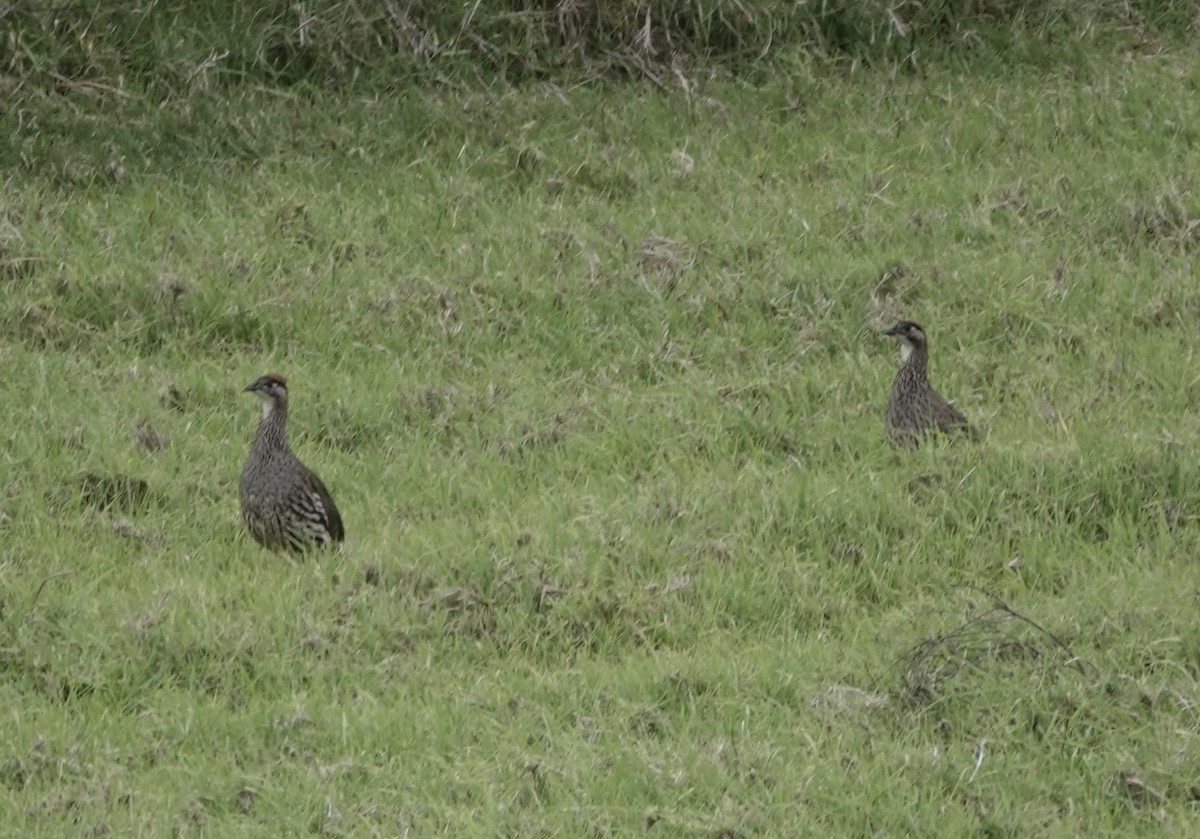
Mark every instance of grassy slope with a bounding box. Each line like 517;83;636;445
3;47;1200;835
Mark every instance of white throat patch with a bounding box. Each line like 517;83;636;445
900;342;913;363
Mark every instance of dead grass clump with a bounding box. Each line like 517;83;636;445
77;473;151;513
893;600;1087;710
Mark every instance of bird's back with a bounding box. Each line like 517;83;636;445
886;364;969;446
241;436;344;552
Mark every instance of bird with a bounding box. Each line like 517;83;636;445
239;373;345;552
882;320;970;447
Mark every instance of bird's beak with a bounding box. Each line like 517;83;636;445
882;324;901;337
243;381;259;393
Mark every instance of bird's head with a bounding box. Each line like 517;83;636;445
883;320;927;361
244;373;289;415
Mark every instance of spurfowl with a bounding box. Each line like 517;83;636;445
882;321;970;447
239;373;344;552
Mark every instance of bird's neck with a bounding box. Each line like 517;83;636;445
900;344;929;380
255;402;289;450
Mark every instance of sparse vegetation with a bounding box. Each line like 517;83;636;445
2;3;1200;835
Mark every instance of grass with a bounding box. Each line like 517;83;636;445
4;43;1200;835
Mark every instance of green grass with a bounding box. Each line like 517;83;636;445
4;45;1200;835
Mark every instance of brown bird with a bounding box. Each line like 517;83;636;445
240;373;344;552
883;320;970;447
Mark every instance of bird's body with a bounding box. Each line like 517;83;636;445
883;321;969;447
240;373;344;552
